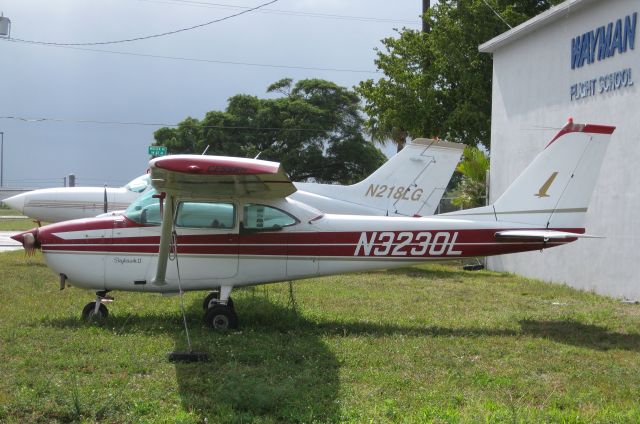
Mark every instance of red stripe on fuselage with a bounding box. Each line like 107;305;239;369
40;228;580;258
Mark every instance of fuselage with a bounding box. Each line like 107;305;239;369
22;196;577;294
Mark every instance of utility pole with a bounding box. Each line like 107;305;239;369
0;132;4;187
422;0;430;33
420;1;431;141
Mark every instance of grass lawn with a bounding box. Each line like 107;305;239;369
0;251;639;423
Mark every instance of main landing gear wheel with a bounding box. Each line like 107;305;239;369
81;302;109;321
202;292;234;310
204;305;238;330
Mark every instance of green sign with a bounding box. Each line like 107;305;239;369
148;146;167;156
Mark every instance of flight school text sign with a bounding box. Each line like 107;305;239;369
571;68;633;101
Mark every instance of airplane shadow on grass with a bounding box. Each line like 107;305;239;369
385;265;513;280
41;298;640;421
43;295;342;422
172;296;342;422
518;319;640;352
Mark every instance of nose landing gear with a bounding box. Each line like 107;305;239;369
81;291;113;321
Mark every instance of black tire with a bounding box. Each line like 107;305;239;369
202;291;218;310
204;305;238;330
81;302;109;321
203;292;234;310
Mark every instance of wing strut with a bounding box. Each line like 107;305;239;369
153;193;175;286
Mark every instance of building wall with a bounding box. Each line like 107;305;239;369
487;0;639;300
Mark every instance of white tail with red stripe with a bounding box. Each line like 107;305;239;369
444;120;615;230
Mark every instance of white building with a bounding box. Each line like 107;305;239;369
479;0;638;300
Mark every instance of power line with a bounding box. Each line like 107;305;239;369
5;0;278;46
5;38;378;74
481;0;512;29
133;0;420;24
0;115;337;132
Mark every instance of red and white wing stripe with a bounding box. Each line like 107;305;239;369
150;155;296;198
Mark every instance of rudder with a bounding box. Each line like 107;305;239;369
444;120;615;230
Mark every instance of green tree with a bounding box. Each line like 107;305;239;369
451;145;490;209
357;0;563;150
153;79;386;184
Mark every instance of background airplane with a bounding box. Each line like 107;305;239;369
3;174;151;223
12;120;614;331
3;138;462;222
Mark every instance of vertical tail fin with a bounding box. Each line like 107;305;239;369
445;120;615;229
293;139;463;216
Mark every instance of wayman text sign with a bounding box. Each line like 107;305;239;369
570;12;637;101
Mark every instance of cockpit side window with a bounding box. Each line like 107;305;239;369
176;202;236;229
125;189;162;225
243;204;298;230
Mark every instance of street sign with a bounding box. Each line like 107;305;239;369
148;146;167;156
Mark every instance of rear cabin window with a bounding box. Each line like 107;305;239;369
176;202;235;229
243;204;298;230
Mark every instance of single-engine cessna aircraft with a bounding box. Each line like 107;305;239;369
12;120;614;330
2;139;463;222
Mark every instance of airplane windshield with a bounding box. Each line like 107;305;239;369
125;174;150;193
125;189;162;225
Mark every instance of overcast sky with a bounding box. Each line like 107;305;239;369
0;0;422;188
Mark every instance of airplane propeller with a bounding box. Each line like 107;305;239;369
12;228;39;256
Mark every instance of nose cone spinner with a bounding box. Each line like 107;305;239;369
11;228;39;256
3;193;27;213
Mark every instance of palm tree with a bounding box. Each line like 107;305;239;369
451;145;490;209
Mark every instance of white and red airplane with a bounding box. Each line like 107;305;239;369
12;120;614;330
2;138;463;222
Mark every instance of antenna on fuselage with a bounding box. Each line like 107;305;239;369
201;145;210;155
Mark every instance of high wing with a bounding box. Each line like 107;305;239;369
150;155;296;198
149;155;296;285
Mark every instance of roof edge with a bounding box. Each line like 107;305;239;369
479;0;599;53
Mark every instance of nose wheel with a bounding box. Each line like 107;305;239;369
81;291;112;321
81;301;109;320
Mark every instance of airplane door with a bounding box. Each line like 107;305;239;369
171;201;239;284
239;203;294;282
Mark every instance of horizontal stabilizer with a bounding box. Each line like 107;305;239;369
494;230;603;241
